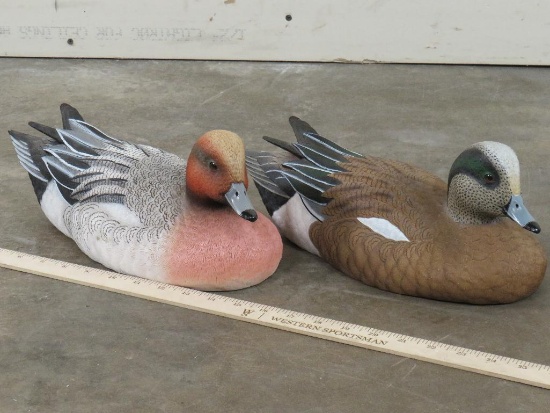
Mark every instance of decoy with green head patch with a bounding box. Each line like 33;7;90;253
247;117;546;304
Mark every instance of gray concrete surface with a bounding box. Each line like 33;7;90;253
1;59;550;412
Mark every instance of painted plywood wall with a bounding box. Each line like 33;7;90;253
0;0;548;64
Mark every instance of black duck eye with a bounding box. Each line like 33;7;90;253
484;173;495;184
208;160;218;171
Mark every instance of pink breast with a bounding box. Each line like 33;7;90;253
164;207;283;290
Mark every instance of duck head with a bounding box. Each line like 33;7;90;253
186;130;257;222
447;141;540;233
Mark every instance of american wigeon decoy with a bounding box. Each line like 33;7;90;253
9;104;282;291
247;117;546;304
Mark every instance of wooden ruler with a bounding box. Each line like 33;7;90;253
1;247;549;390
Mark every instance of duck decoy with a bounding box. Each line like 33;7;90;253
247;117;546;304
9;104;283;291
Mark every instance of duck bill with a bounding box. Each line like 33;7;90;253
224;182;258;222
504;194;541;234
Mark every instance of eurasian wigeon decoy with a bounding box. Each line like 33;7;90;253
247;117;546;304
9;104;283;291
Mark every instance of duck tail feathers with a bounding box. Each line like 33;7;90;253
53;104;129;158
60;103;85;129
28;121;63;143
9;130;55;202
251;117;365;222
289;116;364;161
289;116;319;138
10;104;148;206
246;151;293;216
262;136;302;158
246;149;334;221
28;103;96;146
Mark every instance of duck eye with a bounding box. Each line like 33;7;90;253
208;161;218;171
484;173;495;183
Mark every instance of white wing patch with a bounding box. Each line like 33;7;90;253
357;217;410;242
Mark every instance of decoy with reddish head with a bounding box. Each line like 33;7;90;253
9;104;283;290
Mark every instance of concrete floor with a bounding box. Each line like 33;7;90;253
1;59;550;412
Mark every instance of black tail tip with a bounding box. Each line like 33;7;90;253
60;103;84;124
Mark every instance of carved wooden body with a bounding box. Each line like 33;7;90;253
311;156;546;304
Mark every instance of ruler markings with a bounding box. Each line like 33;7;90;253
0;247;549;390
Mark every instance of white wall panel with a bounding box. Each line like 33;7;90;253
0;0;548;64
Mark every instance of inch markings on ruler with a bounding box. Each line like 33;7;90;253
1;247;549;390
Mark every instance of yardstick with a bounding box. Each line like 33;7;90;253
1;247;549;390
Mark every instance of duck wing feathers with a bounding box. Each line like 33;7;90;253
246;117;353;220
9;104;186;229
249;116;446;237
320;155;448;239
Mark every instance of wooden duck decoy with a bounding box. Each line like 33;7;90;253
9;104;283;291
247;117;546;304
